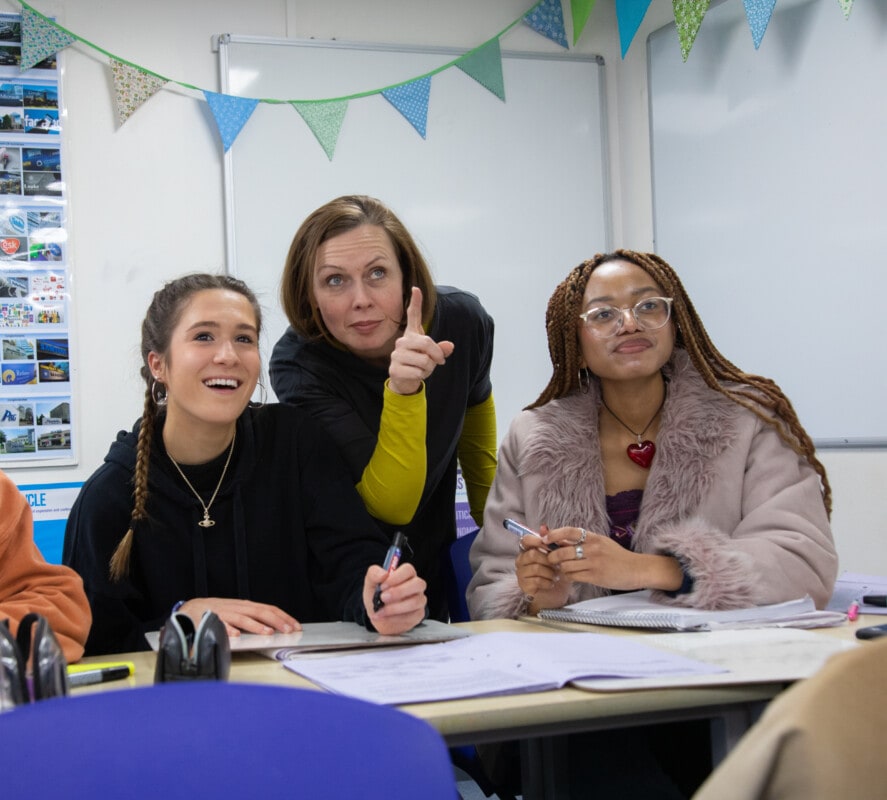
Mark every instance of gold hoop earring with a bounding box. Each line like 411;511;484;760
250;381;268;408
151;379;168;407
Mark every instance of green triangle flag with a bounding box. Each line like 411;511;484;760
456;38;505;102
291;100;348;160
837;0;853;19
21;7;75;71
571;0;597;46
673;0;711;62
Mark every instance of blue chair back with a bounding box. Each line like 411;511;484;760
445;529;478;623
0;682;457;799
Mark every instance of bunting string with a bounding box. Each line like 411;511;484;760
15;0;856;156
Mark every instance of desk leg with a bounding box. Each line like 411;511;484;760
709;701;768;766
520;737;569;800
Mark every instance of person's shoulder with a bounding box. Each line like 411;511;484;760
433;285;493;332
435;284;486;313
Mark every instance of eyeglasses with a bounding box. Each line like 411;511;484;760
578;296;674;338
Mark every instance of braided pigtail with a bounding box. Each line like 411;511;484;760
109;389;156;581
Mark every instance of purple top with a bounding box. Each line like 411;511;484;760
606;489;642;549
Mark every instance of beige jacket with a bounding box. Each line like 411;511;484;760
693;637;887;800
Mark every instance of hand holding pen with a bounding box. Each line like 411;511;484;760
364;532;427;636
503;518;559;551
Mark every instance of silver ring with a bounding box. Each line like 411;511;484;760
518;537;528;552
578;528;588;543
575;545;584;560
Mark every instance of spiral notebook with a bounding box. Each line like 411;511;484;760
537;590;843;632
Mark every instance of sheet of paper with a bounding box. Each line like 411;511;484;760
826;571;887;615
571;628;858;691
282;631;724;705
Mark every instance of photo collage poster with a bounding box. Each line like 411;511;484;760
0;13;72;465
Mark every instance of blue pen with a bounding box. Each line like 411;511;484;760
373;532;406;612
503;518;559;550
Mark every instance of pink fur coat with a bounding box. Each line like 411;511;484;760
467;350;837;620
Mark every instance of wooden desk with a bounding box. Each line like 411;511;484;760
74;616;872;800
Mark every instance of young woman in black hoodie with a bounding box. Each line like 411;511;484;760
64;274;426;656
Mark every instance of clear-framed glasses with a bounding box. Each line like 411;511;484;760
578;296;674;338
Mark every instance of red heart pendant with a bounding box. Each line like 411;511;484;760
627;440;656;469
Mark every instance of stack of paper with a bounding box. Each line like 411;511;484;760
538;590;845;631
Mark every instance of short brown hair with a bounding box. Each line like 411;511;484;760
280;195;437;345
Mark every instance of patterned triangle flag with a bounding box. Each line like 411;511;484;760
743;0;777;49
837;0;853;19
614;0;653;58
456;38;505;101
571;0;597;46
203;91;260;152
291;100;348;160
523;0;569;49
110;60;168;126
381;77;431;139
20;7;75;71
674;0;711;62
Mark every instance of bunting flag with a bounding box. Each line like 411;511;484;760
571;0;598;46
291;100;348;160
381;77;431;138
203;91;260;152
674;0;712;61
614;0;653;58
20;6;75;71
523;0;569;49
743;0;777;49
110;60;168;125
10;0;866;156
456;38;506;101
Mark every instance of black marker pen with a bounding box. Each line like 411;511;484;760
373;531;406;612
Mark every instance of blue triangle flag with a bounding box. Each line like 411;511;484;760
743;0;777;49
614;0;653;58
203;91;259;152
523;0;569;49
381;77;431;139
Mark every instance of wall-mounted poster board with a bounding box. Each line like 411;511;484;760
649;0;887;447
218;36;610;438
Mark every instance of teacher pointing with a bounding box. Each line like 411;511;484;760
271;195;497;621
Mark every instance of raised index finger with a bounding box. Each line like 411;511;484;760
405;286;424;334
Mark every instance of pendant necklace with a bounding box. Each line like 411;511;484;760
168;430;236;528
600;388;666;470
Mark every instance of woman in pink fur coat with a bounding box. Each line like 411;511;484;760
468;250;836;621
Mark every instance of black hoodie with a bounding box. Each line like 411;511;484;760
63;404;391;656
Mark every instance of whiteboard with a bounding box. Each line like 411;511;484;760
648;0;887;447
218;36;610;439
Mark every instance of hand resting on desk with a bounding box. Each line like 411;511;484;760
177;598;300;638
178;563;427;639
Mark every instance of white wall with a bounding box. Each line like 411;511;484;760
3;0;883;573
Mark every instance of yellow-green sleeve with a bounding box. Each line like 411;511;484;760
356;381;427;525
458;392;498;527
